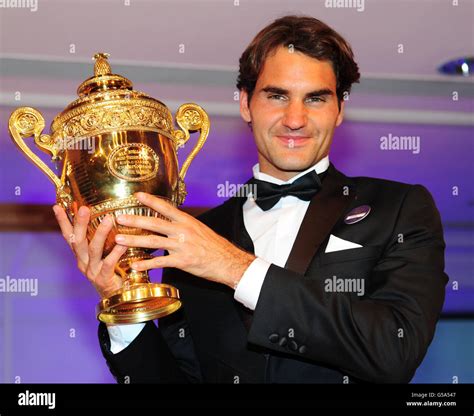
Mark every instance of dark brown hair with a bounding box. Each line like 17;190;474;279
236;15;360;105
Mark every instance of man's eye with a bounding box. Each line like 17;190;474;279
306;97;325;103
268;94;286;101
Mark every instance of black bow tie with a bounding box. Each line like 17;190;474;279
251;170;323;211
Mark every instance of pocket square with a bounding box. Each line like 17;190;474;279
325;234;363;253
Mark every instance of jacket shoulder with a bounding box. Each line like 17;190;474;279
350;174;434;201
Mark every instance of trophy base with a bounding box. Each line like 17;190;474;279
96;283;181;324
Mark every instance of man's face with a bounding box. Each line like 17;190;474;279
240;46;344;180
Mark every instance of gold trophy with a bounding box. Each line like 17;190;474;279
8;53;209;324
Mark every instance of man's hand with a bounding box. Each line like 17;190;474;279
53;205;128;298
114;192;256;289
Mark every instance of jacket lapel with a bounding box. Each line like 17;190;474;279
224;181;255;254
219;189;256;331
284;164;356;275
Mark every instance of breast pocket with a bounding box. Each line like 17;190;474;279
319;245;382;266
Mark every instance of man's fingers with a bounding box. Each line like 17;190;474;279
53;205;90;272
131;254;177;271
72;206;90;243
88;215;115;272
116;214;175;236
53;205;74;245
71;206;91;261
115;233;178;250
94;245;128;297
100;244;128;278
134;192;188;223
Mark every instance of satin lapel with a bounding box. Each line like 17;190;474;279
284;164;356;275
221;185;256;332
229;181;255;254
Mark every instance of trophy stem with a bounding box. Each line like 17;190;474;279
96;247;182;324
116;247;153;287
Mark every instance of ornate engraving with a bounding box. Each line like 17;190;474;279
56;101;175;149
16;113;37;135
129;107;151;124
103;109;130;128
89;195;176;217
80;112;103;130
177;178;187;205
90;195;140;216
183;109;202;129
107;143;159;182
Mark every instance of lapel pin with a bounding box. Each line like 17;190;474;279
344;205;371;225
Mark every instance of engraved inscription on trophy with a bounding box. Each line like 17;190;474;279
108;143;159;182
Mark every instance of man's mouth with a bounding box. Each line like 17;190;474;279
275;135;311;148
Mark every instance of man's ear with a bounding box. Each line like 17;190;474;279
336;100;345;127
239;90;252;123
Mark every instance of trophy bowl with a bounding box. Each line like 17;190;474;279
8;53;210;324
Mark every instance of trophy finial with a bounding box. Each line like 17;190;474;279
93;52;111;76
76;52;133;97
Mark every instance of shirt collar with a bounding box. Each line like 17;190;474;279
252;156;330;185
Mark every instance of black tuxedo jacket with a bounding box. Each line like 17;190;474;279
99;164;448;383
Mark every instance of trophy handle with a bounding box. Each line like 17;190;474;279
8;107;72;210
173;103;210;205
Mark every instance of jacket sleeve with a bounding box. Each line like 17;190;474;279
98;269;202;383
247;184;448;383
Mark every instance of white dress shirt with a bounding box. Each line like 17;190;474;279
107;156;330;354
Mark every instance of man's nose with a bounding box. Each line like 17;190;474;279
282;101;308;130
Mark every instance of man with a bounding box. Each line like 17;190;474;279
54;15;448;383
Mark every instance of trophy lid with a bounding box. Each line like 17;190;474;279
51;52;175;147
76;52;134;96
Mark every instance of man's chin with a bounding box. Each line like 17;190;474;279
272;158;317;173
270;145;323;170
